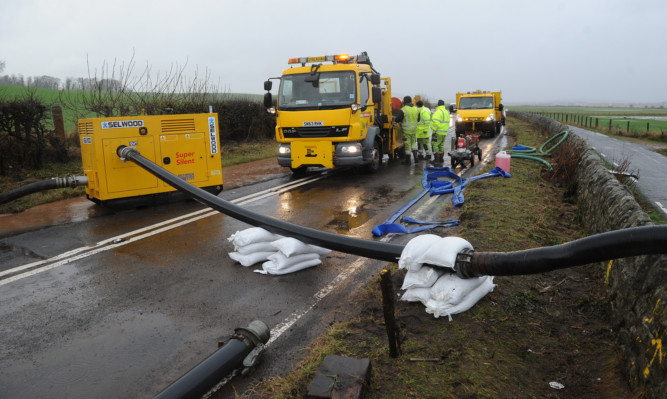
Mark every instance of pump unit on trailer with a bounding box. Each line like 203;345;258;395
78;113;223;208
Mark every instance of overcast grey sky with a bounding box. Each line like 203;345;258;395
1;0;665;105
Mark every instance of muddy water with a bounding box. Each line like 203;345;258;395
0;197;111;237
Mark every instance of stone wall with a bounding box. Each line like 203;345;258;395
509;111;665;397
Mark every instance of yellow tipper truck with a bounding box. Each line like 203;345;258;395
263;52;403;174
78;113;223;208
455;90;505;137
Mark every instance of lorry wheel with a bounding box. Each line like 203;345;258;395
470;155;475;167
477;149;482;162
451;158;457;169
364;141;382;173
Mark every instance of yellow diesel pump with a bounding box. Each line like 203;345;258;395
78;113;223;207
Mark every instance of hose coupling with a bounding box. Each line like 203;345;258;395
116;145;138;162
53;175;88;189
217;320;271;377
454;248;478;278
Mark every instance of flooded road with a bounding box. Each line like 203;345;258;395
0;127;506;398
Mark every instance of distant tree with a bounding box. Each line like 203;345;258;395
29;75;61;90
0;60;5;74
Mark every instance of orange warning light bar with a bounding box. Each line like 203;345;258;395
287;54;353;65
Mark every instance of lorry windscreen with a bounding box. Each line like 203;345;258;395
458;96;494;110
277;71;356;110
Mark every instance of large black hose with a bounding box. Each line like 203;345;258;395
117;145;405;262
153;320;270;399
455;226;666;278
117;145;667;277
0;176;88;205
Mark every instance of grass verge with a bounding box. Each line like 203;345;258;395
242;117;639;398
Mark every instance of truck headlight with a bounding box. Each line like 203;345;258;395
486;113;495;121
278;144;291;154
456;114;463;122
340;144;360;154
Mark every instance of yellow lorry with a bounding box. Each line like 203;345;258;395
263;52;403;174
454;90;505;137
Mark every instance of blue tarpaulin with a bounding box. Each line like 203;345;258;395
372;166;511;236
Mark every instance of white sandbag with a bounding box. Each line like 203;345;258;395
398;235;472;272
425;276;495;320
235;241;276;255
228;227;283;247
266;252;320;270
256;258;322;275
401;266;441;290
271;237;331;257
400;287;431;305
429;273;488;304
228;251;276;267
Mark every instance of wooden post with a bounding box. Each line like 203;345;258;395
380;269;401;358
647;122;650;133
627;121;630;133
609;119;612;131
51;106;65;140
596;118;599;128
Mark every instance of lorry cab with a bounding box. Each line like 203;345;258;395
455;90;504;137
263;53;401;174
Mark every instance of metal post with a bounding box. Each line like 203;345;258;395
380;269;401;358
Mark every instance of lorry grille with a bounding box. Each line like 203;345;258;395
161;118;196;132
282;125;350;138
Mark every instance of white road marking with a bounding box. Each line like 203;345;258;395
0;175;325;286
266;232;396;347
656;201;667;216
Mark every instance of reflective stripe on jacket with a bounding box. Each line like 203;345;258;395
401;105;419;134
430;105;450;135
416;106;431;138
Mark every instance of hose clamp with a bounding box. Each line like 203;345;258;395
454;248;477;278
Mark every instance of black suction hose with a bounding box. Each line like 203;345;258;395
455;226;667;278
0;176;88;205
116;145;405;262
116;145;667;277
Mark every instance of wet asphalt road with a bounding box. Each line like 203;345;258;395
568;125;667;217
0;127;506;399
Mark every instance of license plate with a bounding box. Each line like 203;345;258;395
303;121;324;127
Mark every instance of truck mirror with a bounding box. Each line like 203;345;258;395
372;87;382;103
449;105;456;113
264;80;272;91
498;104;504;111
370;74;381;85
304;73;319;83
263;92;273;108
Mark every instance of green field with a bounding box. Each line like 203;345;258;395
509;105;667;138
510;105;667;116
0;84;264;133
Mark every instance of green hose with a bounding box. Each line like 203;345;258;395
508;153;554;170
505;130;570;170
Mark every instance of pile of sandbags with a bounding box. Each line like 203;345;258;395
398;234;495;320
228;227;331;275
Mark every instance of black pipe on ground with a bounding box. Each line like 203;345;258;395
153;320;270;399
0;176;88;205
117;145;667;277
